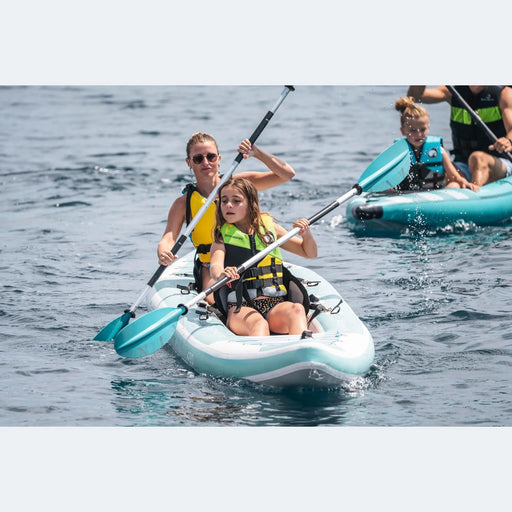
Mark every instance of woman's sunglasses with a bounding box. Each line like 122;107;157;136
191;153;218;164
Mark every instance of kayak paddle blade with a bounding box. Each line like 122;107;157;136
358;139;410;193
94;311;133;342
113;307;185;358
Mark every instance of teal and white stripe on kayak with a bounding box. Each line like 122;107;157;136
346;175;512;235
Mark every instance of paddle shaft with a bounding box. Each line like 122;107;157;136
109;139;411;354
181;185;362;311
128;86;295;313
182;141;411;310
446;85;512;162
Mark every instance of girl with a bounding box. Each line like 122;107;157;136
209;177;318;337
157;133;295;302
394;97;478;192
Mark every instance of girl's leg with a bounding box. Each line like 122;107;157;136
266;301;307;335
227;306;270;336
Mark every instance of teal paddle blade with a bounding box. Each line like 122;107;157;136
94;311;133;341
113;307;185;358
358;139;410;192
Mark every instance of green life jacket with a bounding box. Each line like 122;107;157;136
450;86;506;163
220;213;287;309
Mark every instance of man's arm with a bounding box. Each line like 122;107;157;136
407;85;452;104
489;86;512;155
499;86;512;136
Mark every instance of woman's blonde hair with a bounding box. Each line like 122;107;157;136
213;177;273;245
395;96;429;126
186;132;219;157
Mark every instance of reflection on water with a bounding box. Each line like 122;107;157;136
109;375;376;427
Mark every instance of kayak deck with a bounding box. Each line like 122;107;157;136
146;251;375;389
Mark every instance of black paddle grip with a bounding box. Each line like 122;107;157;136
305;184;360;225
203;275;230;297
233;87;294;165
234;110;276;165
148;265;166;288
249;111;275;144
307;201;340;225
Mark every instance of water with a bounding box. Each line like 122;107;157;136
4;84;512;511
2;85;512;431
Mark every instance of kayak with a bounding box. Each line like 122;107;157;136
345;176;512;236
146;251;375;389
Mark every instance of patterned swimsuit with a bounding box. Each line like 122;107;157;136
228;296;285;318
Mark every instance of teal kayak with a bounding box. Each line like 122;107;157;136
346;176;512;235
146;251;374;389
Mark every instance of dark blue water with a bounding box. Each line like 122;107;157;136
2;85;512;430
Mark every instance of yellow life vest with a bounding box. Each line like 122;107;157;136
184;184;216;263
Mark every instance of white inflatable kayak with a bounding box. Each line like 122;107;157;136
146;251;374;389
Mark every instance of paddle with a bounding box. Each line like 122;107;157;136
94;85;295;342
113;139;411;358
446;85;512;162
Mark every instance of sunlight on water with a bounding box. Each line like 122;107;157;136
2;85;512;427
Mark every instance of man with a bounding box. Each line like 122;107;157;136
407;86;512;187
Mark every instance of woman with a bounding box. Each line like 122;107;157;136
157;133;295;301
209;177;317;337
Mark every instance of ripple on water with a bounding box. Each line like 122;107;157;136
3;86;512;428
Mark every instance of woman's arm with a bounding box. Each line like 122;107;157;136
157;195;186;265
235;139;295;191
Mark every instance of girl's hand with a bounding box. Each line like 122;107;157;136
293;218;311;236
222;266;240;282
238;138;257;160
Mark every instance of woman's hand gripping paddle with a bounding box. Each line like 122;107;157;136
94;86;295;342
113;139;411;358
